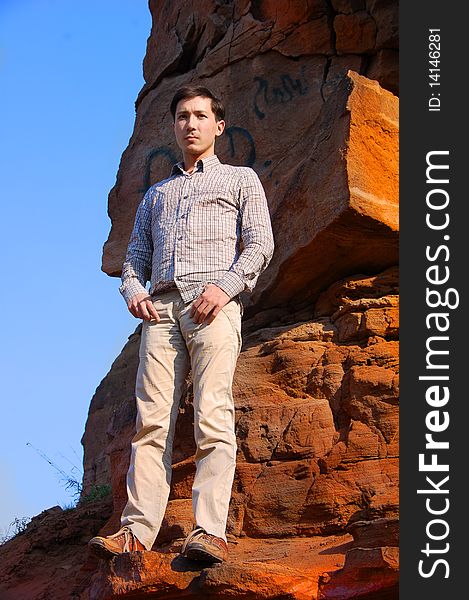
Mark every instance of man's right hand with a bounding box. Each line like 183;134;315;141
127;293;160;322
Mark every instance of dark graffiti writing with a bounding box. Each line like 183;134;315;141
140;146;178;192
253;68;309;119
223;126;256;167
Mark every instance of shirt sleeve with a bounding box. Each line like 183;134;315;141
215;168;274;298
119;188;154;305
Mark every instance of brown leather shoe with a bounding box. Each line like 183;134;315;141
181;527;228;563
88;526;146;559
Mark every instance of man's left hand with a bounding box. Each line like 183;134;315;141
190;284;230;324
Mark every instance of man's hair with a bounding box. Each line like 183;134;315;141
170;85;225;122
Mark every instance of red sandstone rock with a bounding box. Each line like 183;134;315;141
81;328;141;497
88;534;353;600
0;500;112;599
319;546;399;599
366;0;399;50
101;2;399;278
347;517;399;548
334;11;377;54
104;70;397;321
247;71;398;316
80;269;399;594
0;2;400;599
322;55;364;101
332;0;366;14
274;17;333;57
367;49;399;96
0;279;399;600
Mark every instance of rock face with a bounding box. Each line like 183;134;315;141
76;265;399;600
90;267;400;522
101;0;398;283
247;70;398;316
0;2;399;599
0;500;113;600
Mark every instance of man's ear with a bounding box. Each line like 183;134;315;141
215;120;225;137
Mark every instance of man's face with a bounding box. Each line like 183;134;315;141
173;95;225;161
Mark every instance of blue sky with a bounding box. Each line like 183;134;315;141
0;0;151;538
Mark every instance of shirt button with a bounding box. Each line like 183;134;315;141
178;236;183;240
183;194;188;199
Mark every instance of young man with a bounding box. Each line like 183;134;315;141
89;85;274;564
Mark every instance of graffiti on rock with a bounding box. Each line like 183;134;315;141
253;68;310;119
223;126;256;167
140;146;178;192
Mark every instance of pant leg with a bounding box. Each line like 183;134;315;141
121;291;190;550
178;298;241;542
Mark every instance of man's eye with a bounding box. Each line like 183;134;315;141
198;114;207;118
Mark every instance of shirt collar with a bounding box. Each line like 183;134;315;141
171;154;220;176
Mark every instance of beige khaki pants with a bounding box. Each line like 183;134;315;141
120;289;241;550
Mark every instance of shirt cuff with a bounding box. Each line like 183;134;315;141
214;272;245;299
119;279;148;305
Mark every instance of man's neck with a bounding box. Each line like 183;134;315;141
183;151;215;174
184;162;197;174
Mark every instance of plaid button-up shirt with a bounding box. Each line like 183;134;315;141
119;154;274;305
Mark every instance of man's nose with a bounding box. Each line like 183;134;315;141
186;115;197;130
